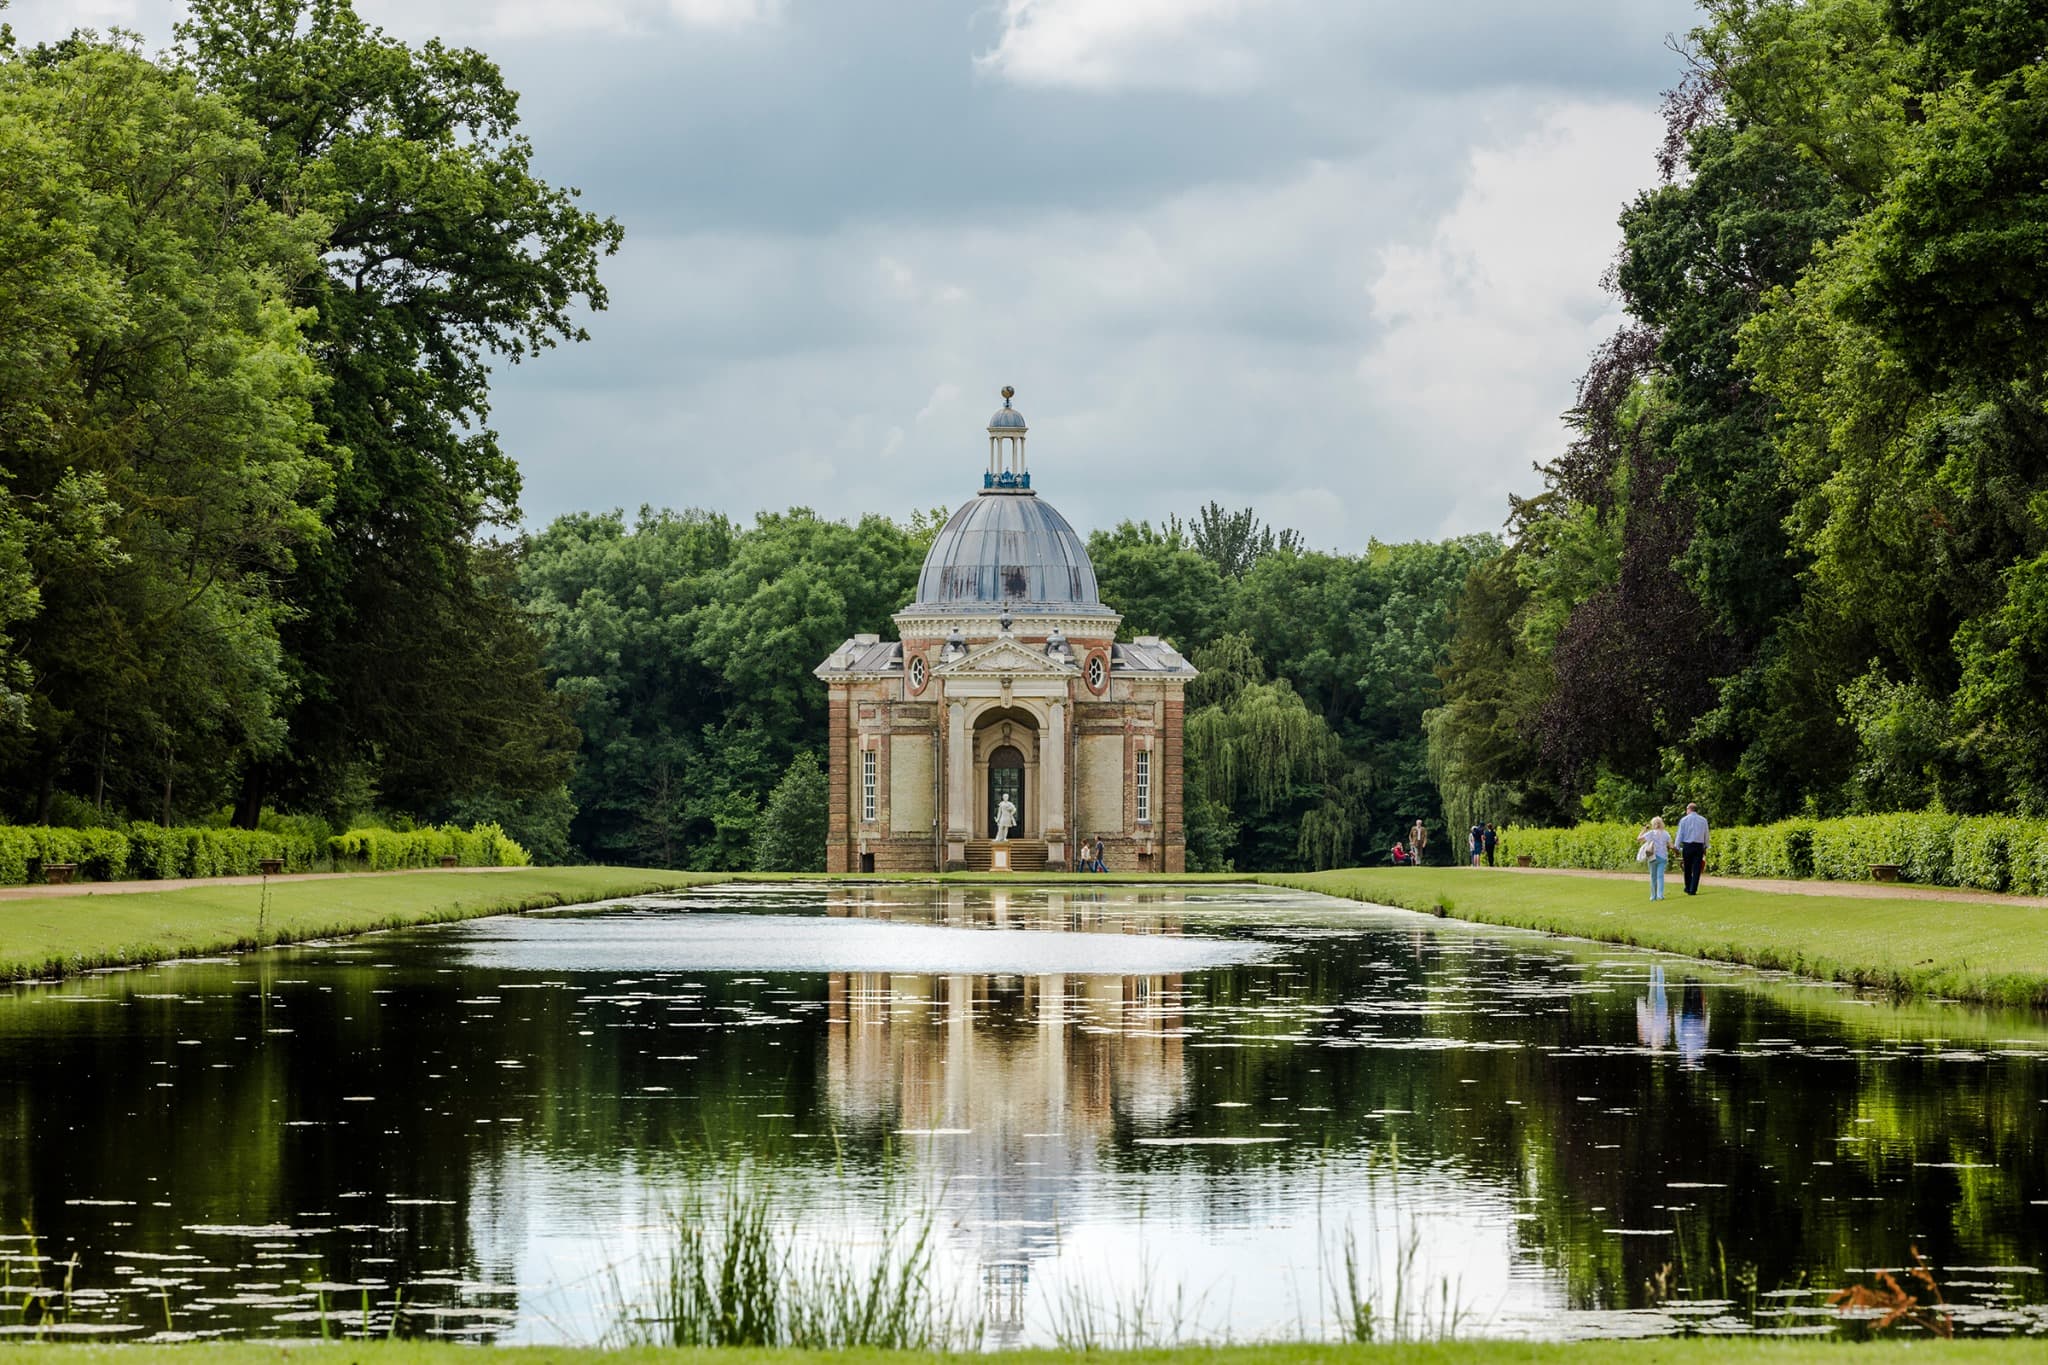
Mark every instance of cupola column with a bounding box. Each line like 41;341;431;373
983;385;1030;489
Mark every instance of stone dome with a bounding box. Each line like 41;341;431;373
911;489;1109;614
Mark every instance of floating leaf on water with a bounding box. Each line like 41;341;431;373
1134;1137;1287;1146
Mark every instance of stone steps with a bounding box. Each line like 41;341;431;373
964;839;1049;872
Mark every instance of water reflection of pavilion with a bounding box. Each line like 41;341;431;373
823;887;1190;1340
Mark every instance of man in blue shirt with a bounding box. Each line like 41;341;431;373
1676;803;1710;895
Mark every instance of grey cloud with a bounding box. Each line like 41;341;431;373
6;0;1702;551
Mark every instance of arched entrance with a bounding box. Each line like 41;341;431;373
971;706;1040;842
987;744;1024;837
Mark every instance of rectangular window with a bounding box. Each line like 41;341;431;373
862;749;877;824
1135;749;1151;824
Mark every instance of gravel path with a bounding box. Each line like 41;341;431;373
1498;862;2048;908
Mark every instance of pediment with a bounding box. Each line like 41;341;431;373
938;638;1078;678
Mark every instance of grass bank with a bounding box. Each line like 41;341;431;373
0;1341;2034;1364
1266;868;2048;1007
0;867;730;982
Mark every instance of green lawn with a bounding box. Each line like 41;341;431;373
0;867;730;981
1265;868;2048;1007
11;862;2048;1008
0;1341;2031;1363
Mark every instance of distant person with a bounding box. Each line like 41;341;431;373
1093;835;1107;873
1638;816;1673;901
1468;823;1484;866
1390;841;1409;866
1483;823;1499;867
1409;819;1428;865
1676;803;1710;896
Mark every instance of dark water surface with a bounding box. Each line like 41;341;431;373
3;882;2045;1343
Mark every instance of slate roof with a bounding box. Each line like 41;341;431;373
1113;636;1198;676
813;635;903;678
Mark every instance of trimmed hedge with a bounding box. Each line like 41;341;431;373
1503;811;2048;895
326;823;530;871
0;820;527;885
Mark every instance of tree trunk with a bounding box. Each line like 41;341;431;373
232;765;266;830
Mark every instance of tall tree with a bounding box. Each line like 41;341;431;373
0;39;327;821
1187;501;1305;580
176;0;621;821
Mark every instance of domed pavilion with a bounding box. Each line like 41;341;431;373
815;388;1195;872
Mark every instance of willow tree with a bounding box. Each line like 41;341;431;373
1184;634;1361;870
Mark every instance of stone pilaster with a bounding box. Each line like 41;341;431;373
1162;692;1186;873
1042;699;1067;870
945;699;969;870
826;691;851;872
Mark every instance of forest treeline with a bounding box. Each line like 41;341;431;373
518;503;1489;871
1429;0;2048;833
7;0;2046;872
0;0;616;851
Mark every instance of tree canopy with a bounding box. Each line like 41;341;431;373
1430;0;2048;824
15;0;2048;862
0;2;609;835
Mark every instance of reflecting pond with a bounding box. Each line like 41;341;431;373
3;882;2045;1343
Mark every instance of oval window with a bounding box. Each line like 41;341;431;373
1087;655;1105;691
908;656;927;690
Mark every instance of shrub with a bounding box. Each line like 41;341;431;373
0;827;34;883
1951;817;2020;894
1501;811;2048;894
0;817;521;884
2009;824;2048;897
123;824;184;880
327;821;529;871
1502;822;1642;870
1897;811;1961;886
0;827;132;882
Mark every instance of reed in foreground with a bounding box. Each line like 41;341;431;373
607;1164;979;1351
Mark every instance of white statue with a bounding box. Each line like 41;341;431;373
994;794;1017;843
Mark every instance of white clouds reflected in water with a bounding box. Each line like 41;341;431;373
7;0;1698;548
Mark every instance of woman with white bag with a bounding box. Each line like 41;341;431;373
1637;816;1674;901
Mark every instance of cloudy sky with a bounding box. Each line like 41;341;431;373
15;0;1699;549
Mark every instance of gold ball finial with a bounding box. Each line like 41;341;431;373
1001;385;1015;404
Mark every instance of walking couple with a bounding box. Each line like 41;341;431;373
1637;804;1710;901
